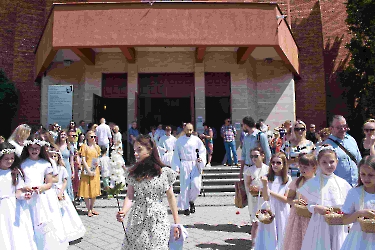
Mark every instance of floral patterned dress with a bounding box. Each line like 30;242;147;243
122;167;178;250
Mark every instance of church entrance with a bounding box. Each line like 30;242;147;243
137;73;194;134
205;73;231;165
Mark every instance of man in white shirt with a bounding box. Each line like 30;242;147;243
158;126;177;166
172;123;206;216
96;118;112;156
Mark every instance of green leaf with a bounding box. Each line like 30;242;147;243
107;182;125;196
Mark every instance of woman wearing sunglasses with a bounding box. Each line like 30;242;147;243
78;130;101;217
281;120;315;177
359;118;375;157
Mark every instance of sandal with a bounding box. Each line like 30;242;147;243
88;210;93;217
92;210;100;215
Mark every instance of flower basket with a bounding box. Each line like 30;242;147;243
324;207;344;225
256;209;275;224
294;203;312;218
358;217;375;233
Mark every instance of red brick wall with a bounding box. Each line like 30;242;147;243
319;0;351;120
289;0;327;129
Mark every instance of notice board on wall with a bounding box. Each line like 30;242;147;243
47;85;73;128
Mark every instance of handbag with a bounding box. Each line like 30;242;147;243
234;180;248;208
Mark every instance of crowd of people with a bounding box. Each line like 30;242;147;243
1;114;375;249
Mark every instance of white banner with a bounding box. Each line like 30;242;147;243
47;85;73;129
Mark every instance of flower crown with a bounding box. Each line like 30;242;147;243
0;148;16;157
24;139;50;147
317;144;336;154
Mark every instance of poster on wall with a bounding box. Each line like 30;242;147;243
48;85;73;129
196;116;204;134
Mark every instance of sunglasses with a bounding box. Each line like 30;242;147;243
90;136;96;138
271;161;282;165
294;128;306;132
250;155;260;159
70;135;77;137
364;129;375;132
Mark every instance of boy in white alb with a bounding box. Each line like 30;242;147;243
158;126;177;167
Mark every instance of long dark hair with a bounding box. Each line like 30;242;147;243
20;134;53;165
128;134;163;181
0;142;24;186
267;152;289;184
357;155;375;186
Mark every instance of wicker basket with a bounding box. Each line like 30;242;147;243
294;204;312;218
324;207;344;225
256;209;275;224
358;217;375;233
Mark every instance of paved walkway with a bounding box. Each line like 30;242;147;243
69;194;252;250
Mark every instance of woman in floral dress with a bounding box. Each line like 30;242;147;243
116;134;181;250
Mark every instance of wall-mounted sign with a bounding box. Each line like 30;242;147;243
196;116;204;134
48;85;73;129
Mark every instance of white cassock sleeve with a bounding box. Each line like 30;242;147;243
171;142;181;172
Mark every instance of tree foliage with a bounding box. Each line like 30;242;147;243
341;0;375;118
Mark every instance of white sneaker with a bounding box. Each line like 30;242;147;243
206;163;211;167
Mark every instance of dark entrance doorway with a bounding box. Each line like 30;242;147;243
138;73;194;134
205;72;231;165
138;98;191;134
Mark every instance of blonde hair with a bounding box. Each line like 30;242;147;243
8;124;31;143
291;120;307;141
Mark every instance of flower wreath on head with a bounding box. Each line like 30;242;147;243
48;150;63;159
0;148;16;157
24;139;50;148
317;144;337;154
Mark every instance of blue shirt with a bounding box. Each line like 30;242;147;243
323;134;361;187
241;129;271;165
128;127;139;144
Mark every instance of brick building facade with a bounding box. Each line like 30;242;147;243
0;0;350;134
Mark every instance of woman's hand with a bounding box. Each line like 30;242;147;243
314;205;328;215
22;186;33;193
249;185;259;193
261;176;268;185
88;170;95;177
116;210;126;222
174;227;181;240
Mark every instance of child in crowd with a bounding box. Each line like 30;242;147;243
243;147;269;247
299;145;352;250
340;155;375;249
283;153;317;250
51;150;86;243
257;152;292;250
99;145;111;197
0;142;37;250
20;135;69;249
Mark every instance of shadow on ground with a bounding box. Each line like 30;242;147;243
184;223;251;233
196;238;252;249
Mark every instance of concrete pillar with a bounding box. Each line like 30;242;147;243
127;63;138;127
194;63;205;132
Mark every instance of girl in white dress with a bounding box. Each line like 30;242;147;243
50;150;86;242
340;155;375;250
20;135;69;250
257;152;292;250
0;142;37;250
299;145;352;250
243;147;269;247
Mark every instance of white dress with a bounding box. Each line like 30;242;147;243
172;135;206;210
255;175;292;250
55;166;86;242
299;173;352;250
0;169;37;250
21;158;69;250
243;164;269;222
158;135;177;167
340;186;375;250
